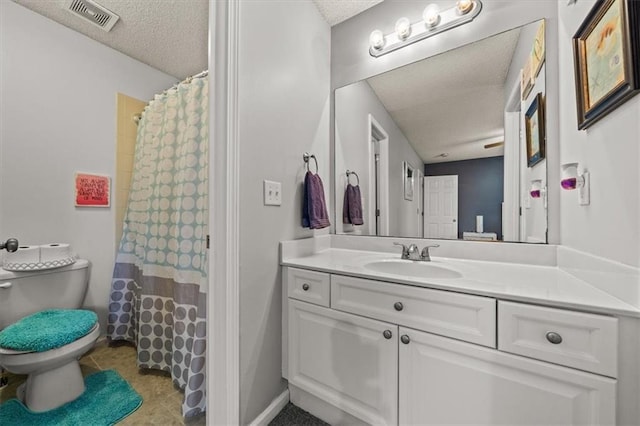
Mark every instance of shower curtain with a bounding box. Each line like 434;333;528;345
107;76;208;417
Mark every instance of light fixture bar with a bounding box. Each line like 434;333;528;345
369;1;483;58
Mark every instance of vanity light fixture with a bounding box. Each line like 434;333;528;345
456;0;474;14
423;4;441;27
561;162;590;205
369;0;482;57
395;17;412;40
369;29;385;51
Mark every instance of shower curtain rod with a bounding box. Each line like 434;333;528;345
133;70;209;125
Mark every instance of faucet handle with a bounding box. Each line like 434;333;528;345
393;242;409;259
420;244;439;261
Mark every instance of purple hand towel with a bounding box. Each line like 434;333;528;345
343;184;364;225
302;171;330;229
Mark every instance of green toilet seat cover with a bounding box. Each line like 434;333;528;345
0;309;97;352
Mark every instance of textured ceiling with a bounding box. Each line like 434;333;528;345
11;0;382;79
312;0;383;26
368;28;521;164
12;0;380;79
12;0;208;79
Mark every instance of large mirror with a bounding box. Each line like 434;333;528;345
335;20;548;243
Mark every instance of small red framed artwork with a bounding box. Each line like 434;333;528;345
75;173;111;207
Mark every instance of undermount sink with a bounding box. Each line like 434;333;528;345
364;259;462;279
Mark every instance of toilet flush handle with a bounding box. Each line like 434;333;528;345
0;282;12;289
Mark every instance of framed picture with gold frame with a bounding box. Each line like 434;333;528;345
525;94;545;168
573;0;640;130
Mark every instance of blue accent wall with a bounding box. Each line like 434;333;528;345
424;156;504;240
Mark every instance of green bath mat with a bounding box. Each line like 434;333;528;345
0;370;142;425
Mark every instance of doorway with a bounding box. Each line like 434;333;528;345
368;114;389;236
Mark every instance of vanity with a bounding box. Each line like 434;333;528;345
280;239;640;425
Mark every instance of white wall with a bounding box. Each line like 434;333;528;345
236;1;330;423
335;81;422;236
0;2;176;330
558;2;640;268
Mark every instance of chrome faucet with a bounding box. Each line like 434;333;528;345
394;242;439;261
420;244;439;261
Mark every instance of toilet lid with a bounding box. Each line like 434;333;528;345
0;309;98;353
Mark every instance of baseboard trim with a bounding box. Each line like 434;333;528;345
249;388;290;426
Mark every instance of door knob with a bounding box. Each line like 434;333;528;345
383;330;393;339
400;335;410;344
302;283;310;291
394;302;404;311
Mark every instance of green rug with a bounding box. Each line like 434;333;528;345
0;370;142;425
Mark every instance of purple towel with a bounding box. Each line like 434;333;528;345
343;184;364;225
302;171;330;229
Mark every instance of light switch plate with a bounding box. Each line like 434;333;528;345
264;180;282;206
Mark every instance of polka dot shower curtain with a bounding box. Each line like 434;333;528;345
107;76;208;417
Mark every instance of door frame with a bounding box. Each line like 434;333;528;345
368;114;389;236
209;0;240;424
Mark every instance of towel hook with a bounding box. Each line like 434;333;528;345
346;170;360;186
303;152;318;173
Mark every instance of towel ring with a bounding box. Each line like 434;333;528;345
303;152;318;173
346;170;360;185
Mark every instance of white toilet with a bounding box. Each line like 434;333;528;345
0;259;99;412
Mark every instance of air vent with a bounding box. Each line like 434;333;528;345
64;0;120;32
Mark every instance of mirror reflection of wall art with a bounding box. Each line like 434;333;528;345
403;161;415;201
573;0;640;130
525;93;546;168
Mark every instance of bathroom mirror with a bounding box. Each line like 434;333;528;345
335;20;548;243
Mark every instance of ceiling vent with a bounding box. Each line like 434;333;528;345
63;0;120;32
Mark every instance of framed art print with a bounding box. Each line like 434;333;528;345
573;0;640;129
525;93;546;168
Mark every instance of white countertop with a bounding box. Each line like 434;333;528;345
282;248;640;317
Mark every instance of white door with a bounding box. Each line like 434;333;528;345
289;300;398;425
423;176;458;239
398;327;616;425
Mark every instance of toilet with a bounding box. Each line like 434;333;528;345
0;259;99;412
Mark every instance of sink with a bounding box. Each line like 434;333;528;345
364;259;462;279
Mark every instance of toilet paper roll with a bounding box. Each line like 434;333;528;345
39;243;72;262
4;245;41;265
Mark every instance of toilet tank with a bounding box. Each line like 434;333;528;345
0;259;90;329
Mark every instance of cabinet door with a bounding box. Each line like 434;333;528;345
399;327;616;425
289;300;398;425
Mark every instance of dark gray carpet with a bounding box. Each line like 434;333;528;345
269;403;329;426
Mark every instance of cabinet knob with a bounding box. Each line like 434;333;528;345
383;330;393;339
394;302;404;311
400;335;410;344
546;331;563;344
302;283;310;291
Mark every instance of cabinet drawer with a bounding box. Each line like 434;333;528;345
498;301;618;377
287;267;330;307
331;275;496;347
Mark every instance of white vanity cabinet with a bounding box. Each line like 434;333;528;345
283;266;619;425
398;326;616;425
288;299;399;425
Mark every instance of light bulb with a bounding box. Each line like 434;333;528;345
395;17;412;40
423;4;440;27
457;0;473;14
369;29;385;50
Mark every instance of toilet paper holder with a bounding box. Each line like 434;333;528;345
0;238;19;252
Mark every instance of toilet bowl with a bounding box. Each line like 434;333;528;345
0;323;100;412
0;259;97;412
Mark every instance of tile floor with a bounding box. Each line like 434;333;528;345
0;339;206;425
